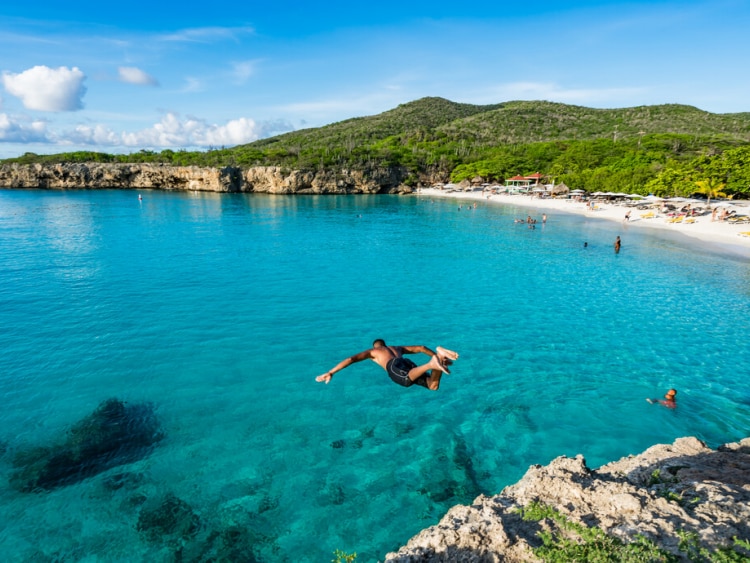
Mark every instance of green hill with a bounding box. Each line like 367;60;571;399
245;98;750;153
436;101;750;144
4;97;750;197
252;97;506;150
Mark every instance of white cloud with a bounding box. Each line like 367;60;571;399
67;123;123;146
64;113;290;149
0;113;49;142
0;109;294;152
2;66;86;112
118;66;159;86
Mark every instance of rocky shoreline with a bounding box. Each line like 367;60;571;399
0;163;418;194
385;436;750;562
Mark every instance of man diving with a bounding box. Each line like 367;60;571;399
316;339;459;391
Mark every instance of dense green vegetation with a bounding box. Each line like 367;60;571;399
517;502;750;562
4;98;750;197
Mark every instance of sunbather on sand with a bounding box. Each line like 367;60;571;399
316;340;458;391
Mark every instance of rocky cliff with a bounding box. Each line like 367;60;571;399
386;436;750;562
0;163;417;194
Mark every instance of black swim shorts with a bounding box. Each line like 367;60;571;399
386;357;428;388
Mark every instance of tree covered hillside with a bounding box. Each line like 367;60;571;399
4;97;750;198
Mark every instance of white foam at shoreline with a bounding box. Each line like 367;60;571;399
418;188;750;258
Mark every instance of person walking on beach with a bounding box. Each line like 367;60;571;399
647;389;677;409
614;236;621;254
624;210;631;222
316;339;458;391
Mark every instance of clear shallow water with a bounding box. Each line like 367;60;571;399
0;189;748;562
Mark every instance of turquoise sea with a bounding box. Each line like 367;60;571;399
1;188;749;562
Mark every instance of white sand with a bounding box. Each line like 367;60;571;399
418;188;750;257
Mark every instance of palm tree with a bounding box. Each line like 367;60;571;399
694;178;727;209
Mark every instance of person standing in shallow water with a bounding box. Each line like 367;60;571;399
614;236;621;254
316;339;458;391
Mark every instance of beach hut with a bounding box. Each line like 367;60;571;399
550;183;570;196
524;172;545;185
505;175;531;188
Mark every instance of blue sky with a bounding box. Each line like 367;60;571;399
1;0;748;158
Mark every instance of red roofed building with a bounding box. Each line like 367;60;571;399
524;172;545;184
505;174;531;187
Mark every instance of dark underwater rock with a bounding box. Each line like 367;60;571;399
9;398;163;492
177;525;260;562
102;471;146;491
136;492;200;544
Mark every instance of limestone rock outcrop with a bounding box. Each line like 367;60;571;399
0;163;417;194
386;436;750;562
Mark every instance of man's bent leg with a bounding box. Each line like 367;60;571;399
425;369;443;390
407;355;449;382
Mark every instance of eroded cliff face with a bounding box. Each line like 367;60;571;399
385;436;750;562
0;163;417;194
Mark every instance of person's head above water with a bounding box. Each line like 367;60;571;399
372;339;386;348
665;389;677;400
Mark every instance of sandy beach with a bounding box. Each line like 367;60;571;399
418;187;750;257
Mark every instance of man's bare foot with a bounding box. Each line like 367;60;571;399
436;346;459;361
429;354;450;374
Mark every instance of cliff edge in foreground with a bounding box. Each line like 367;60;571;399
386;436;750;562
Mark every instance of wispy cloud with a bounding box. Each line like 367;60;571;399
231;60;259;84
1;65;87;112
180;77;204;93
118;66;159;86
157;26;255;43
278;91;404;120
471;82;649;106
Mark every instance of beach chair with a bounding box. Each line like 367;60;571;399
739;232;750;238
684;217;696;224
667;215;684;223
640;212;655;219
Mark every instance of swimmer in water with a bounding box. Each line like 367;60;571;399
647;388;677;409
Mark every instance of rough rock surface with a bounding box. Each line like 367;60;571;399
385;436;750;562
0;163;417;194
